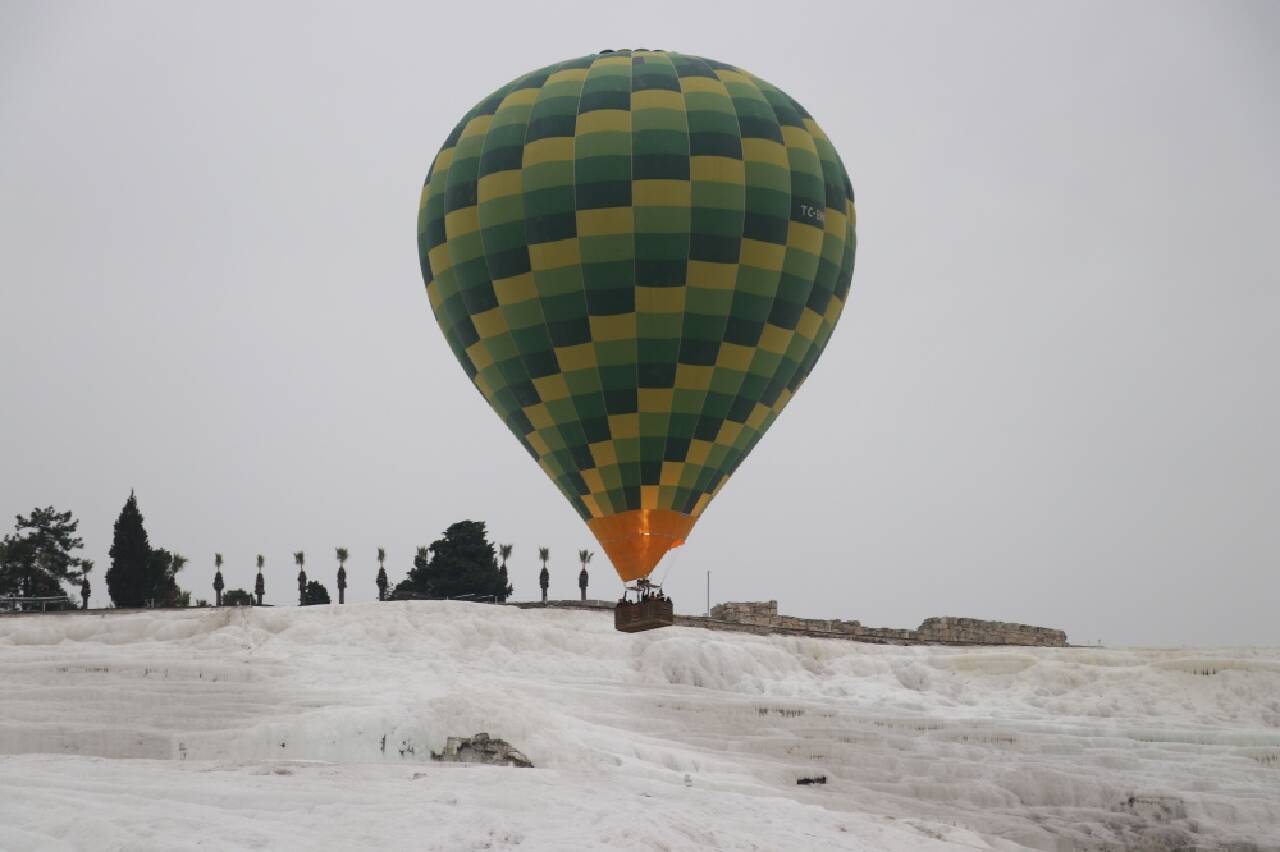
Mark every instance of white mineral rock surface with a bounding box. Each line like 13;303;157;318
1;603;1277;851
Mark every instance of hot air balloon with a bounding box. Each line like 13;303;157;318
417;50;855;629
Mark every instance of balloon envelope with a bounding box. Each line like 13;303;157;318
417;50;856;582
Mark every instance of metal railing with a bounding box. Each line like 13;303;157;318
0;595;73;612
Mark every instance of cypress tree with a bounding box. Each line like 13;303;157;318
106;492;151;608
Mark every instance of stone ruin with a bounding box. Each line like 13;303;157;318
430;732;533;768
708;601;1067;647
917;616;1067;646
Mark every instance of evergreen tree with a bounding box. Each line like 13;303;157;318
390;576;416;599
0;537;22;596
303;580;330;605
107;493;151;608
223;588;253;606
399;521;512;600
146;549;188;607
0;534;31;597
0;507;84;601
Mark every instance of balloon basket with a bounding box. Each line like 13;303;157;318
614;581;674;633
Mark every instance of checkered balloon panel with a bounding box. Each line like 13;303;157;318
418;50;856;526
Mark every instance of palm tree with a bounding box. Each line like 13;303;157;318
377;547;386;569
577;550;592;601
497;544;512;603
335;547;349;604
376;547;388;600
80;559;93;609
212;553;223;607
538;547;550;602
294;551;306;605
255;554;265;605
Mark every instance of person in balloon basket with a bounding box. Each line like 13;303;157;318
539;564;549;604
376;565;389;601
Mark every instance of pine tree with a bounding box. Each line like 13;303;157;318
107;493;151;608
0;537;23;596
0;507;83;603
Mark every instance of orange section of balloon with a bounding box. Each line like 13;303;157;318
586;510;696;583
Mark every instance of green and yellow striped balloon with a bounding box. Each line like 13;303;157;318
417;50;856;583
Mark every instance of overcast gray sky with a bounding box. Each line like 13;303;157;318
2;1;1276;646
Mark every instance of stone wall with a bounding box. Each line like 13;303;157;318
916;617;1066;647
509;598;1068;646
708;600;1066;647
710;600;779;623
